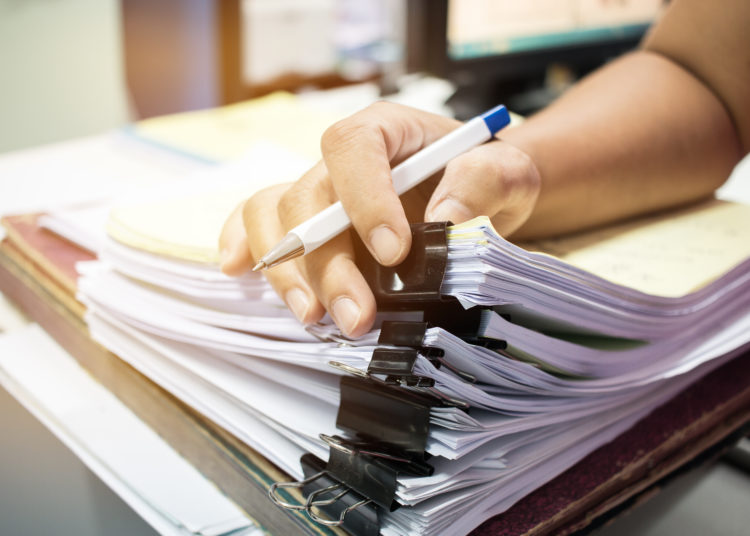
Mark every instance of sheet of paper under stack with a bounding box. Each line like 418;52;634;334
59;165;750;536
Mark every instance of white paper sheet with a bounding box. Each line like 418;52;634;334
0;324;262;536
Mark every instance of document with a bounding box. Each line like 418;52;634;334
130;91;345;162
520;199;750;298
444;207;750;340
0;324;260;536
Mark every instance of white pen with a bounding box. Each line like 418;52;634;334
253;104;511;271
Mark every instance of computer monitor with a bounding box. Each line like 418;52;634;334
408;0;666;118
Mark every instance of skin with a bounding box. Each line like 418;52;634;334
219;0;749;338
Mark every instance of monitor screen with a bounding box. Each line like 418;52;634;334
447;0;666;61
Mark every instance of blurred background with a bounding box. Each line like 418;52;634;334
0;0;665;153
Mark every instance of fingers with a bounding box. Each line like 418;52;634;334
229;169;376;337
303;234;377;339
425;140;541;236
262;102;460;337
220;102;480;338
245;185;327;325
277;162;377;338
321;102;460;266
224;184;326;325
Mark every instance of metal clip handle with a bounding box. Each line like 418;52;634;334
269;471;374;527
306;484;373;527
268;471;326;510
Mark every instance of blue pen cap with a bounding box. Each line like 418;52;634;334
480;105;511;135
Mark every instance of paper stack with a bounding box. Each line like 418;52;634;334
63;176;750;536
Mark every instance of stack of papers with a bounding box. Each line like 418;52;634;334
78;263;736;535
446;202;750;340
52;163;750;535
23;140;750;534
441;202;750;378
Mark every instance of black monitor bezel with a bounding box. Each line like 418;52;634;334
408;0;648;89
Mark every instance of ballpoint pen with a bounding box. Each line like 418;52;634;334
253;104;511;271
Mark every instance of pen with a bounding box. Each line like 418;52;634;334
253;104;511;271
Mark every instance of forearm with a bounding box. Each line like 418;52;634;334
505;50;742;240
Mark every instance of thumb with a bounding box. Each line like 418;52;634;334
424;140;540;236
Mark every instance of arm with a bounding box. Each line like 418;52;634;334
507;0;747;239
221;0;749;337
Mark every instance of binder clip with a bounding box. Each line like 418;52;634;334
354;221;452;310
269;453;380;536
330;343;472;408
353;221;507;351
336;376;435;454
269;434;434;536
341;221;509;408
268;222;509;534
268;376;438;534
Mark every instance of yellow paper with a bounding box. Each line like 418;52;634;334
106;140;313;263
521;199;750;297
132;92;342;162
107;186;261;264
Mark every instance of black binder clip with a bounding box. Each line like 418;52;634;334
336;376;435;453
330;349;472;408
268;433;434;536
267;374;439;534
375;319;487;384
269;453;379;536
347;221;507;406
354;221;507;350
268;222;509;533
354;221;452;310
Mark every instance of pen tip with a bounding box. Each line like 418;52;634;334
252;261;265;272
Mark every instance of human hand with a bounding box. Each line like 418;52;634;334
219;102;540;338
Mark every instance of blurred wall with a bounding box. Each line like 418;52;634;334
121;0;222;119
0;0;131;153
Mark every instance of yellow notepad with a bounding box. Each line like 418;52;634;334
520;199;750;297
132;92;343;162
107;143;313;264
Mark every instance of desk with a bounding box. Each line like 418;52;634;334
1;127;750;536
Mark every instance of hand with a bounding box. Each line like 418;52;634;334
219;102;540;337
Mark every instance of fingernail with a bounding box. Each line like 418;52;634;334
331;296;361;336
427;198;474;224
219;248;231;266
219;247;239;273
285;287;311;322
219;244;244;274
369;225;403;265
